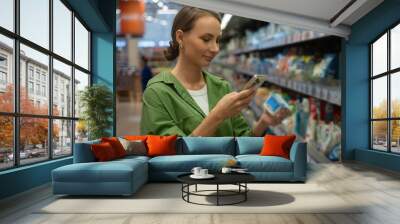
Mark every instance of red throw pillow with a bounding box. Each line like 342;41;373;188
260;135;296;159
124;135;148;142
146;135;177;157
101;137;126;158
91;142;117;161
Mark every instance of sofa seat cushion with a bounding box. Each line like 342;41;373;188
53;159;147;183
236;155;293;172
149;154;235;172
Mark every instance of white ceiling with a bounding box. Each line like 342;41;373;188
170;0;384;38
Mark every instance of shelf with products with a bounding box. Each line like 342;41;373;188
209;64;342;163
220;33;330;57
213;62;341;106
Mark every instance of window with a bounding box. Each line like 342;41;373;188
42;85;46;97
370;23;400;154
28;81;34;94
29;67;34;80
0;0;91;170
0;71;6;85
0;54;7;67
36;83;40;95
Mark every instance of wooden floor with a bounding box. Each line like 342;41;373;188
1;162;400;224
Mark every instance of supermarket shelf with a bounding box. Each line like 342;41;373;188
213;63;341;106
221;34;331;56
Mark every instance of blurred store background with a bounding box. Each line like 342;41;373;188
115;0;343;163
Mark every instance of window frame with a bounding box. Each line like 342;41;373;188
370;20;400;154
0;0;92;171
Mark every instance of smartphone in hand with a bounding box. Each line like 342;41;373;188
242;74;267;91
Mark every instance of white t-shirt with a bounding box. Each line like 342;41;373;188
187;85;209;115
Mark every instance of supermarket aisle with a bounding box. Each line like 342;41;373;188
116;92;142;136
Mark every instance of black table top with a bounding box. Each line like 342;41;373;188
177;172;255;185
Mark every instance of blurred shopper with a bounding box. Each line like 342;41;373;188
140;56;153;92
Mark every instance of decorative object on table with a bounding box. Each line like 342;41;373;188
190;167;214;179
79;84;113;140
225;159;239;168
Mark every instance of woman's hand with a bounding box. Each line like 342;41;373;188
259;108;291;126
252;108;291;136
210;87;256;122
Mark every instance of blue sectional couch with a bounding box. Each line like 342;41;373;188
52;137;307;196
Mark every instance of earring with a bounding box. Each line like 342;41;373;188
179;43;183;49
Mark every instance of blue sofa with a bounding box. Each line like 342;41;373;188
52;137;307;196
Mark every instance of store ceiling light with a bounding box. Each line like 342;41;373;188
157;1;164;8
221;13;232;30
157;8;178;14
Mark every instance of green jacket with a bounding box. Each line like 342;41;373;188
140;70;253;137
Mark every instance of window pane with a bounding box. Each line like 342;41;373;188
0;0;14;31
391;24;400;70
0;116;13;170
372;77;387;119
75;120;88;143
53;59;72;117
391;120;400;153
391;72;400;118
20;44;49;115
53;0;72;60
372;33;387;76
20;0;49;49
74;69;89;118
20;117;49;165
0;35;14;112
75;18;89;70
53;119;72;158
372;121;388;151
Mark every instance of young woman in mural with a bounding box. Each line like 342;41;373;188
140;6;289;136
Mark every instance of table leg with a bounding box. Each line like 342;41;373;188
245;183;247;201
217;184;219;206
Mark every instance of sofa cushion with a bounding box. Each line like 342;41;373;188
148;154;235;172
260;135;296;159
52;159;147;183
101;137;127;158
236;137;263;155
236;155;293;172
147;135;178;157
119;138;147;156
177;137;235;155
91;142;118;161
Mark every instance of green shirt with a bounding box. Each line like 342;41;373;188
140;70;253;137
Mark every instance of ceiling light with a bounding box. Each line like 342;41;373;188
221;14;232;30
157;1;164;8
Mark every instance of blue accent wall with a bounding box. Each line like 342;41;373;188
0;0;116;200
344;0;400;171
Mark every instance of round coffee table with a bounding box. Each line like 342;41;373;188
177;172;255;206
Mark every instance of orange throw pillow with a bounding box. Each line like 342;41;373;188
146;135;177;157
91;142;117;161
124;135;148;142
260;135;296;159
101;137;126;158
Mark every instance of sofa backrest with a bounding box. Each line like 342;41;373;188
235;137;264;155
73;139;100;163
176;137;236;155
